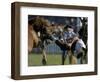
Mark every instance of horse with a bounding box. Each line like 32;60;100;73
28;16;54;65
28;24;39;52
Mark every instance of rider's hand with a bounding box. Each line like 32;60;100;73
67;43;71;47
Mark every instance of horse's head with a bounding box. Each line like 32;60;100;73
29;16;45;32
28;16;65;42
28;16;54;41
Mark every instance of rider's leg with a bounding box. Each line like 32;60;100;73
62;50;67;65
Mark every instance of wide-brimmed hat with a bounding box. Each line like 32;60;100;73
64;25;73;30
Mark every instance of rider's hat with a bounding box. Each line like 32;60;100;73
64;25;73;30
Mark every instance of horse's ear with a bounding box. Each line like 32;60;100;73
28;19;34;25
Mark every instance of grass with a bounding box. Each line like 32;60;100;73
28;53;70;66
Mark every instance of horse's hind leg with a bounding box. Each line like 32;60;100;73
68;51;77;64
80;49;87;64
42;49;47;65
71;55;77;64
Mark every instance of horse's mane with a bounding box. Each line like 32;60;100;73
29;17;50;27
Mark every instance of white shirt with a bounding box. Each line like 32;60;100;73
75;39;86;54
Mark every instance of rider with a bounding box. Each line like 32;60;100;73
62;25;78;49
63;25;86;58
51;24;86;64
52;25;78;64
62;25;78;62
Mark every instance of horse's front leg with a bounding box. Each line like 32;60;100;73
42;49;47;65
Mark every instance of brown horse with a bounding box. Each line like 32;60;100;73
28;24;39;52
28;16;53;65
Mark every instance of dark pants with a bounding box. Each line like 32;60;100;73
62;50;67;65
55;40;78;65
55;40;70;50
55;40;69;65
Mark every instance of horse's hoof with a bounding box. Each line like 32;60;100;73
42;59;47;65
